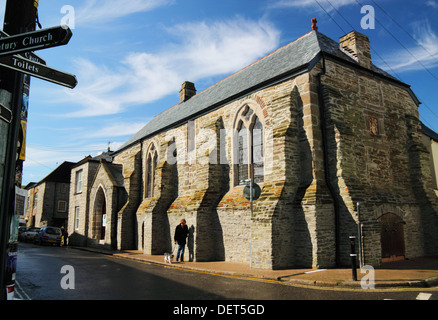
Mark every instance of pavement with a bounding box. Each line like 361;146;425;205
72;246;438;289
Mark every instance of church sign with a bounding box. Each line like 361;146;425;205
0;25;72;56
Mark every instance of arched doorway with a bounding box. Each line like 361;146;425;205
378;213;405;262
93;187;107;242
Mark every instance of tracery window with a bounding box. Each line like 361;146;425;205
146;143;158;198
234;105;264;185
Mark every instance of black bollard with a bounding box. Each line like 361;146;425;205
349;236;358;281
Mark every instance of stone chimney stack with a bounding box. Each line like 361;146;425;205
179;81;196;102
339;31;372;69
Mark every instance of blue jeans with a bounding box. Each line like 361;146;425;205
176;243;185;261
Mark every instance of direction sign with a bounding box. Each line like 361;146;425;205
0;30;46;65
0;25;72;56
0;54;77;88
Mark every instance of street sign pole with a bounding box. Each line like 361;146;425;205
246;179;253;269
0;0;39;300
243;179;262;269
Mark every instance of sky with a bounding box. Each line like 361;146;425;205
0;0;436;185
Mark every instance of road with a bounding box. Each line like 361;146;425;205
14;242;438;303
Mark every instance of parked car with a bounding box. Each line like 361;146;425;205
23;227;40;242
34;226;62;246
18;227;28;241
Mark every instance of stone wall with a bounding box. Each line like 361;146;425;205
320;57;438;266
112;148;141;250
67;161;99;246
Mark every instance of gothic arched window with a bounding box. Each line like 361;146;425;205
234;105;264;185
146;143;158;198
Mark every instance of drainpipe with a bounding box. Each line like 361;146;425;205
316;53;341;267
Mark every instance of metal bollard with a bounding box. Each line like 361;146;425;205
349;236;358;281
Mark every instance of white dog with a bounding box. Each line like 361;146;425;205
164;252;174;264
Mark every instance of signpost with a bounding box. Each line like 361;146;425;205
0;25;72;56
0;30;47;65
0;54;77;88
0;1;77;300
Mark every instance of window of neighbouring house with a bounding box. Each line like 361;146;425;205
33;190;38;208
75;169;83;193
58;200;67;212
74;206;80;230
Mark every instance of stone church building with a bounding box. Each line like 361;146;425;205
68;28;438;269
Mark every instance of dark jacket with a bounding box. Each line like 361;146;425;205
174;224;189;245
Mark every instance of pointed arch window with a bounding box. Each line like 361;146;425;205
234;105;264;185
146;144;158;198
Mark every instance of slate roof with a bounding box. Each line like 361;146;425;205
34;161;76;186
116;30;408;153
422;123;438;142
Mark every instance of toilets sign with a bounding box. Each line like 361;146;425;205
0;54;78;88
0;25;72;56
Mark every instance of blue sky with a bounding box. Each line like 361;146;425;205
1;0;436;185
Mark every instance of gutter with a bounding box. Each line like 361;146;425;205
316;52;341;267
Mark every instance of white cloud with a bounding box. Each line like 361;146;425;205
61;17;281;118
426;1;438;9
382;21;438;72
75;0;174;26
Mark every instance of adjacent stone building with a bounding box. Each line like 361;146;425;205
68;28;438;269
24;161;75;228
67;151;123;249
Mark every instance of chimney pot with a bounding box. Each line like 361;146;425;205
179;81;196;102
311;18;318;31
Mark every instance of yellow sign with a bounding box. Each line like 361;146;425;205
19;120;27;161
34;0;39;9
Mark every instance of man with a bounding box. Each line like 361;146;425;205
174;219;189;262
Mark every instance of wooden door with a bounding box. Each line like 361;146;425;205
378;213;405;262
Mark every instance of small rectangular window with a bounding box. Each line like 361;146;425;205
75;169;83;193
58;200;67;212
74;206;80;230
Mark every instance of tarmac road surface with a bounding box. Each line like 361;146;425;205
14;242;438;303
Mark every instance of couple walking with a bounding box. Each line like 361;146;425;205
174;219;189;262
